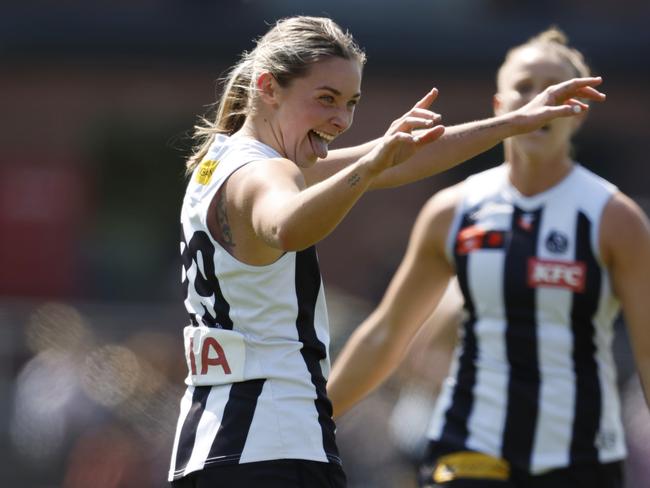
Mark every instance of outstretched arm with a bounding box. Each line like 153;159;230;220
327;187;459;417
312;77;606;189
237;112;446;252
601;193;650;408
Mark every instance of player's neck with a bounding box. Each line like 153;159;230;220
506;150;574;197
236;113;285;159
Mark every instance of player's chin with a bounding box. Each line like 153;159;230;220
513;134;548;153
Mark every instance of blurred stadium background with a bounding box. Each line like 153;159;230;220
2;1;649;486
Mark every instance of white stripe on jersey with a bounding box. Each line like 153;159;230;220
240;371;327;463
465;252;510;455
530;191;578;469
168;387;195;479
185;385;233;473
466;318;509;455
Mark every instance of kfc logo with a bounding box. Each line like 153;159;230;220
528;258;586;292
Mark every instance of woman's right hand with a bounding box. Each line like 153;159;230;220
360;88;445;176
511;76;606;134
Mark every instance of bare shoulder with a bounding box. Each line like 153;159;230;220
415;183;463;234
409;182;463;254
600;192;650;266
232;157;305;190
226;157;306;205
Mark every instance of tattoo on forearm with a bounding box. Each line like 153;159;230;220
216;192;236;249
449;120;508;139
347;172;361;187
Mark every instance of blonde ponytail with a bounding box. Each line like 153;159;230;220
185;56;255;174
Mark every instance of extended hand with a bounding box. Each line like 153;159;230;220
514;76;606;133
365;88;446;174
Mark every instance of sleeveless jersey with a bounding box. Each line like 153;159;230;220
168;135;339;481
426;164;626;474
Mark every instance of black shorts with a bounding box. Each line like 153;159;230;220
170;459;346;488
418;447;623;488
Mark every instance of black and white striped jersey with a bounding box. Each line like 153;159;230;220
169;135;339;481
426;163;626;474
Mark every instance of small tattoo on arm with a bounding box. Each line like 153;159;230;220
216;192;236;250
347;172;361;187
450;120;507;139
482;120;508;131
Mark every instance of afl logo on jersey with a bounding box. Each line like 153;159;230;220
195;159;219;185
517;213;536;231
545;230;569;254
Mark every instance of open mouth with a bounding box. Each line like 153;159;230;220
308;129;335;159
312;129;335;143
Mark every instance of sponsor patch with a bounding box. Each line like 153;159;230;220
528;258;586;292
432;451;510;482
183;326;246;385
456;226;505;255
195;159;219;185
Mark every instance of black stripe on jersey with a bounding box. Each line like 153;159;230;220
181;230;233;329
569;212;602;464
439;211;478;449
501;206;542;471
207;379;266;462
173;386;211;477
295;247;340;463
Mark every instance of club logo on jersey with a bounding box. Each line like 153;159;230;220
456;225;505;255
195;159;219;185
545;230;569;254
183;326;246;385
528;258;586;292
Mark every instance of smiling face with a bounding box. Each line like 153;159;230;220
495;46;581;160
266;56;363;167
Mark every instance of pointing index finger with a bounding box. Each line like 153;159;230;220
413;87;439;110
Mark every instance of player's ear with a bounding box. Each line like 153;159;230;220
256;71;280;106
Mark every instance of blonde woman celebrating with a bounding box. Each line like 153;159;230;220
328;28;646;488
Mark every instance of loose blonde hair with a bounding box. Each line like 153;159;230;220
186;16;366;174
497;26;591;90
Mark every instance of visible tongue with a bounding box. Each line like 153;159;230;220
309;131;329;159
